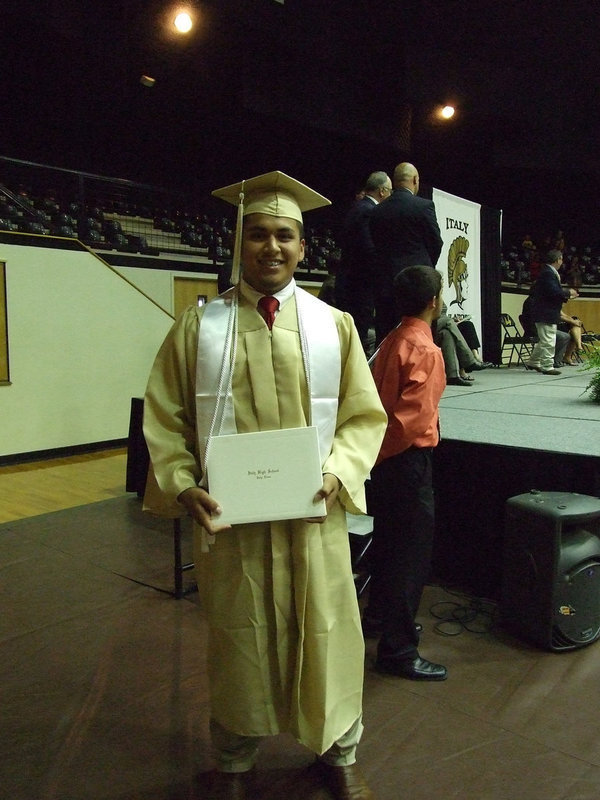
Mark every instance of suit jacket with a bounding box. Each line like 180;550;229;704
336;195;377;300
529;264;570;324
369;187;443;294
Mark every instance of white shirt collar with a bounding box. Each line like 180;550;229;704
239;277;296;308
547;263;560;278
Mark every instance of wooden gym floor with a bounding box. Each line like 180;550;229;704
2;450;600;800
0;448;129;523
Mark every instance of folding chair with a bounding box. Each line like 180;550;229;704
126;397;197;598
172;517;197;599
579;321;600;359
500;313;535;366
349;531;373;597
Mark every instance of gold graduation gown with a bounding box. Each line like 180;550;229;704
143;290;386;754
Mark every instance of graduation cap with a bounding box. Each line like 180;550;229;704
212;170;331;284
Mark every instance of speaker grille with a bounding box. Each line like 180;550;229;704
553;560;600;649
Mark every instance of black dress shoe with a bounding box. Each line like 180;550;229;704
317;762;374;800
203;770;251;800
447;376;473;386
541;368;562;375
465;361;493;371
375;654;447;681
525;363;542;372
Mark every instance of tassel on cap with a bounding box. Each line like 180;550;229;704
230;184;244;285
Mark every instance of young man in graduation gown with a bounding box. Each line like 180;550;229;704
143;171;387;800
363;266;448;681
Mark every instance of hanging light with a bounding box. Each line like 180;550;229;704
173;11;193;33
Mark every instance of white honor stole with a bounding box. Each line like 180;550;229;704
195;284;341;494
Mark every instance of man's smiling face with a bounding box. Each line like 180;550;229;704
241;213;305;295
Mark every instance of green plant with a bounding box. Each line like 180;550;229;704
580;347;600;403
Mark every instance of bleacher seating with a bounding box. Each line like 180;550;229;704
0;163;337;275
501;240;600;288
4;158;600;290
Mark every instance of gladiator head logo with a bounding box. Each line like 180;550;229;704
447;235;469;310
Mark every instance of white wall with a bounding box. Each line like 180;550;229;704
111;263;217;314
111;264;176;314
0;241;174;456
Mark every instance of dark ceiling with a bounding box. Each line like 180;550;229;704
2;0;600;244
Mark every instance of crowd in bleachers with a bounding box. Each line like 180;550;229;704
501;230;600;288
0;175;337;274
3;161;600;290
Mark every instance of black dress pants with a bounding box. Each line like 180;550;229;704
366;447;435;659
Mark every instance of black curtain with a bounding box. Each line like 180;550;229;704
480;205;502;364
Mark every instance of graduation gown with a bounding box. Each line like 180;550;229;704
143;289;386;754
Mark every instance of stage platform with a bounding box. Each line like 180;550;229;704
440;363;600;458
432;363;600;600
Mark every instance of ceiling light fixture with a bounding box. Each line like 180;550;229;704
174;11;193;33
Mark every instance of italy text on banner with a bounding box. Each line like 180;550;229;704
432;188;482;345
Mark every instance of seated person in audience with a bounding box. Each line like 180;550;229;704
558;310;584;365
317;251;340;308
434;306;493;386
564;255;583;289
522;234;535;258
529;249;542;282
453;314;486;363
518;296;534;341
552;328;571;368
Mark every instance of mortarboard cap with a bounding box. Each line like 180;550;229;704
212;171;331;283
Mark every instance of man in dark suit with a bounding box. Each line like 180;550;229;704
525;249;578;375
336;171;392;355
370;162;443;344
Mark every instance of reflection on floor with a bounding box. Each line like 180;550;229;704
3;495;600;800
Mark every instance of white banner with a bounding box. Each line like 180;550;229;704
432;188;482;345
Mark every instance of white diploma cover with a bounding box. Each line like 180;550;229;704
206;426;327;526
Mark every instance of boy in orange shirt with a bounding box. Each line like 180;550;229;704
364;265;448;680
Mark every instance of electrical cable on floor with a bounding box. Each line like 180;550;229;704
428;586;499;637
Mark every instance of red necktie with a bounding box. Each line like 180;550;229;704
258;295;280;330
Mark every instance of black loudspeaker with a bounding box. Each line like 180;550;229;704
502;490;600;651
